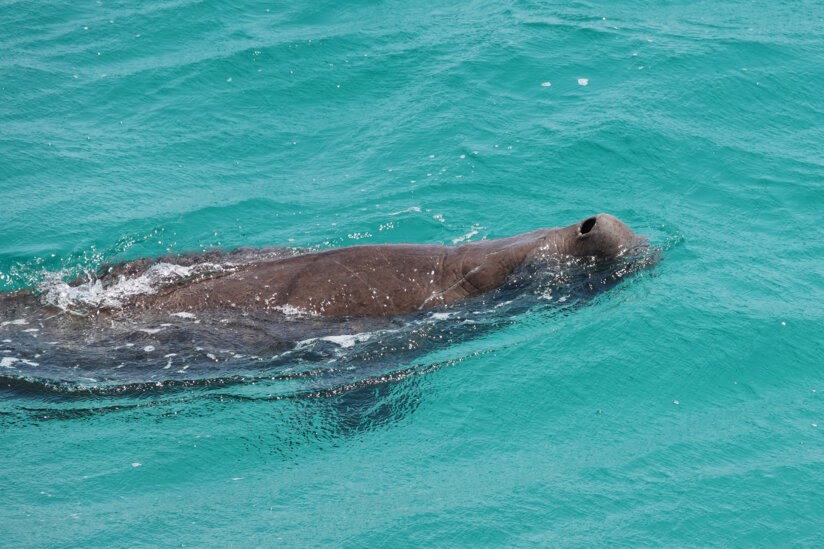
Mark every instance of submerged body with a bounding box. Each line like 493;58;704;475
130;213;646;317
0;213;650;389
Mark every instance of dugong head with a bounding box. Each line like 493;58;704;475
558;213;647;259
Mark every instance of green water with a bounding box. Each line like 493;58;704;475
2;0;823;545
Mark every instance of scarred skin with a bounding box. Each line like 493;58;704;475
130;213;645;318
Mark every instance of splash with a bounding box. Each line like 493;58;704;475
36;262;226;311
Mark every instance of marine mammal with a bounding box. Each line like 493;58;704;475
0;213;651;394
127;213;647;318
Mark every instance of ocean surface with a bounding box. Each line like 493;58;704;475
2;0;823;545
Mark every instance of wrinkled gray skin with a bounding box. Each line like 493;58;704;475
131;213;645;318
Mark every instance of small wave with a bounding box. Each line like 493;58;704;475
320;334;370;348
296;333;374;350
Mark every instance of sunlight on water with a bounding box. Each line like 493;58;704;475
1;0;822;545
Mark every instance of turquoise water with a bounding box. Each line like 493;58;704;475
2;0;823;545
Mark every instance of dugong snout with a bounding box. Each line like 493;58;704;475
571;213;647;258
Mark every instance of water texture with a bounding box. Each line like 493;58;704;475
1;0;823;545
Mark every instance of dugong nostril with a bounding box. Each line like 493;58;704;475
580;216;597;235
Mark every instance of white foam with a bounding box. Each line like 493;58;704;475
37;262;222;310
541;81;552;87
577;78;589;86
170;312;197;319
321;334;372;348
1;319;28;327
452;230;479;244
0;357;39;368
272;304;319;318
430;312;454;320
295;332;372;350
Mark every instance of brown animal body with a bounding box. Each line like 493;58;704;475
131;213;645;318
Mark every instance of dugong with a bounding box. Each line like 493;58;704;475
127;213;647;318
0;213;651;389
